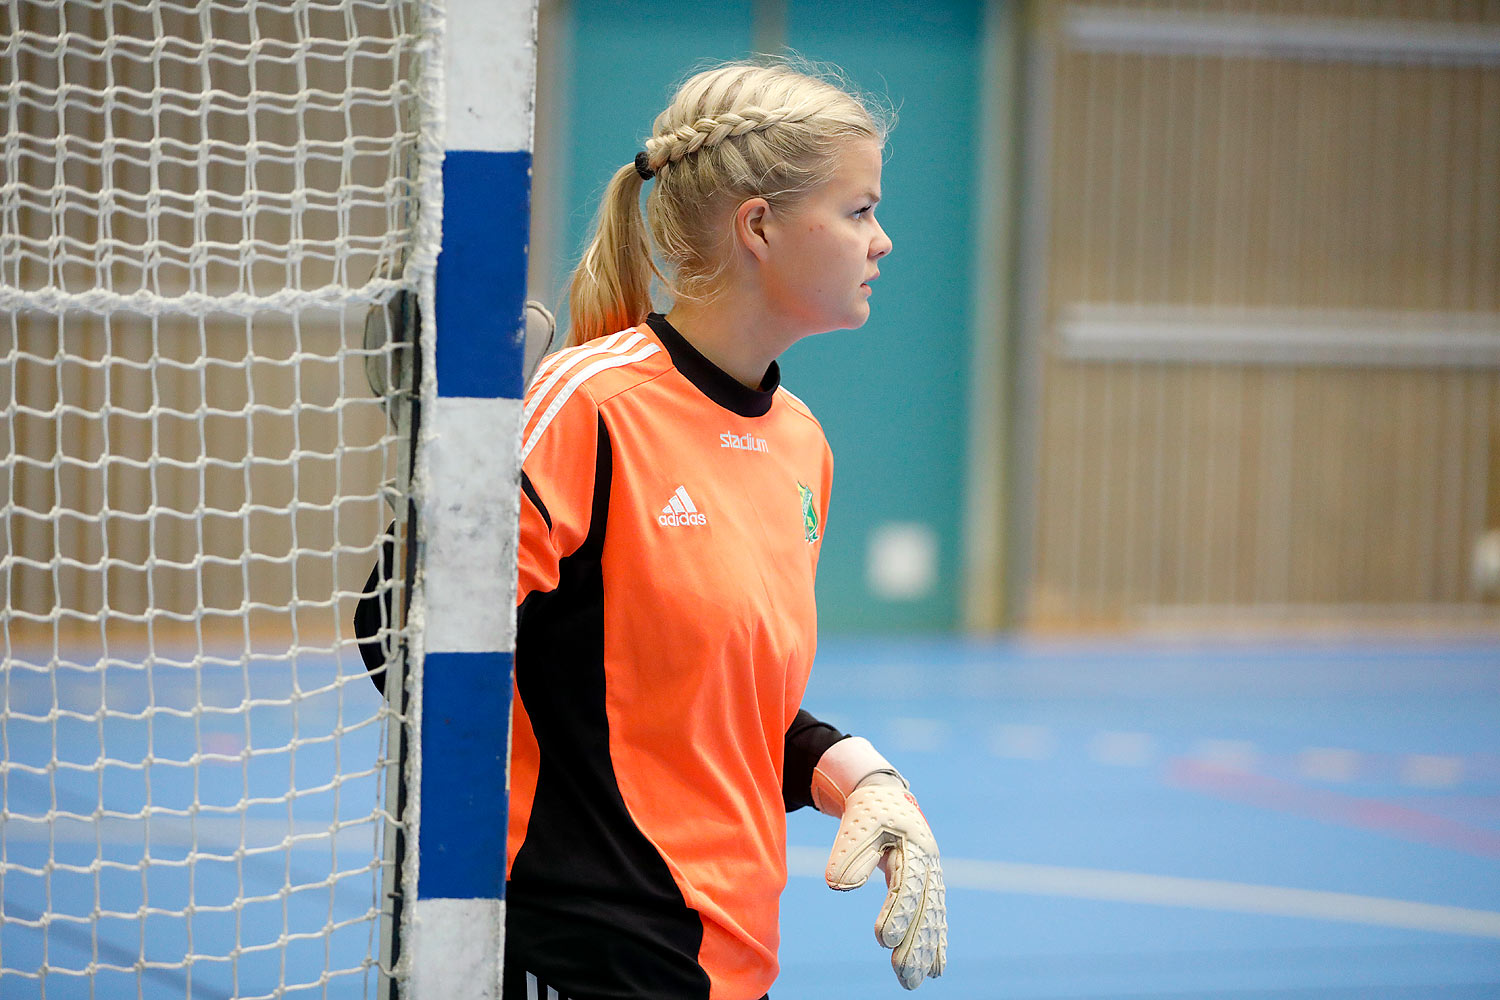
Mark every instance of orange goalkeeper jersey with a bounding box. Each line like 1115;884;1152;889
509;314;837;1000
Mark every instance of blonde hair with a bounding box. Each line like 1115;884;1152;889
564;58;892;346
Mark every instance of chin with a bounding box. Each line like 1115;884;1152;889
800;304;871;336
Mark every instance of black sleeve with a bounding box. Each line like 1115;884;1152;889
782;708;848;812
353;526;398;695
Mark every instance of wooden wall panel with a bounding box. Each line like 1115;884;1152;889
1031;361;1499;624
1029;2;1500;626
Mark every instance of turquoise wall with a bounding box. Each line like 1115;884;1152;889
558;0;984;632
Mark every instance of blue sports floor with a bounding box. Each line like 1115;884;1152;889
780;636;1500;999
3;635;1498;998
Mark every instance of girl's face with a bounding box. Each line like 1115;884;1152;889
759;138;892;337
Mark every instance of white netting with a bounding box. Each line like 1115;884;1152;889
1;0;428;315
1;1;438;996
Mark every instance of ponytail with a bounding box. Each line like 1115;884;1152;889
565;163;664;347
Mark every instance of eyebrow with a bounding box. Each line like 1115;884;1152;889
861;191;881;204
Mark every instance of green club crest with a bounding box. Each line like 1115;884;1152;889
798;482;820;543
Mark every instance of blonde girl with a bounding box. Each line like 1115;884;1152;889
509;59;947;1000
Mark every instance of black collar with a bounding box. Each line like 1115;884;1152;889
645;313;779;418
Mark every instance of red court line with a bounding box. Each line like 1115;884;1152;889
1168;759;1500;859
1386;795;1500;825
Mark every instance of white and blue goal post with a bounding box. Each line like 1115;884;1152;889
404;0;538;996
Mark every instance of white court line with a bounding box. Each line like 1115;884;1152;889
1401;754;1463;788
787;847;1500;939
888;717;949;753
1297;746;1362;783
1090;730;1155;767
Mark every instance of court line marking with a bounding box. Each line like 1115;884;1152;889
17;820;1500;939
787;846;1500;939
1170;759;1500;859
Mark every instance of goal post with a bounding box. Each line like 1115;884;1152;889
0;0;536;996
404;0;537;996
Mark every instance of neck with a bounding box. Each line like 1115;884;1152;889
664;289;803;390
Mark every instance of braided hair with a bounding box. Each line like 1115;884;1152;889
565;59;891;346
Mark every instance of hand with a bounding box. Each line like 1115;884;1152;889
814;742;947;989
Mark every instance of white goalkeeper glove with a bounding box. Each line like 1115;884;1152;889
811;736;947;989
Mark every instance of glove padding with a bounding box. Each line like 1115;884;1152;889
824;774;948;989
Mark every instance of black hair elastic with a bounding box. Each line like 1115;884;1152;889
634;151;655;181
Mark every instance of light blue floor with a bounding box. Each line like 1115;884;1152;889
778;636;1500;999
3;636;1498;998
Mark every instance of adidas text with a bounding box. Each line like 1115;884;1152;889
658;511;708;527
720;430;769;453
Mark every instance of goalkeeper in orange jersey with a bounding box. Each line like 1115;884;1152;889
508;57;946;1000
362;56;946;1000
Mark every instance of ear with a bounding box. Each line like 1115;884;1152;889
734;197;772;262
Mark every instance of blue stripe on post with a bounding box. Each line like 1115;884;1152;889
436;149;532;400
417;650;513;900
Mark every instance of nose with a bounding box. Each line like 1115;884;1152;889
871;218;892;260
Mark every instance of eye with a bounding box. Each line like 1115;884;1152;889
853;205;874;219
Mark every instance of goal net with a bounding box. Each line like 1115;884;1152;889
2;1;441;996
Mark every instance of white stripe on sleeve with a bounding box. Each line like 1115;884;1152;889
522;331;642;430
528;328;631;390
520;343;661;463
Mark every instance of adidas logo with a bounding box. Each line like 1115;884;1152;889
658;486;707;527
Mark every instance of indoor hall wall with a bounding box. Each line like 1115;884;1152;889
546;0;988;632
1023;0;1500;628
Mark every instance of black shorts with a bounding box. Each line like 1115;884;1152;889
503;966;767;1000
